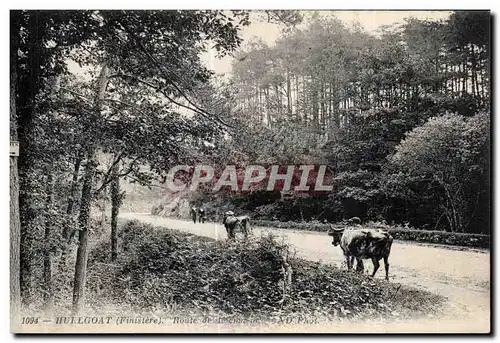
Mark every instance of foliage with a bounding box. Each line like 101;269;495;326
82;221;444;320
386;112;490;232
197;11;491;234
12;9;251;307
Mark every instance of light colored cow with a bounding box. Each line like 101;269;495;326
223;211;251;239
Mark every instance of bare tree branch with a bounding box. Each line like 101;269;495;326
59;86;135;118
105;97;149;117
116;73;232;130
118;157;140;178
125;175;170;190
94;152;124;195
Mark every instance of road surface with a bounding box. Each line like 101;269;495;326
119;213;491;333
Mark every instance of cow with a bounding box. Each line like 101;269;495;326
190;206;197;223
327;226;393;280
223;211;250;240
235;215;251;235
347;217;361;225
198;207;206;223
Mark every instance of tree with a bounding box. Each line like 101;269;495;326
13;11;97;302
385;112;490;232
12;10;251;313
72;62;109;314
10;16;21;330
222;11;490;227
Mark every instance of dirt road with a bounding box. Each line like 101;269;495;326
119;213;491;333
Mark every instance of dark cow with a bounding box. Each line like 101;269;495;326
328;226;393;280
190;206;197;223
223;211;250;240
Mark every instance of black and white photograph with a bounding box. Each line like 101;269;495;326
8;9;491;334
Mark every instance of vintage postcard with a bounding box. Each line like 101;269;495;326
9;9;491;334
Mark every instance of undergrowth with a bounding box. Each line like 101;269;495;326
77;220;444;322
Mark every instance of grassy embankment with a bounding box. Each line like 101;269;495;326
40;220;445;323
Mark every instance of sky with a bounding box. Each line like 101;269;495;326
202;10;453;76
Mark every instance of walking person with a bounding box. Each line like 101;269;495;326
190;206;197;223
198;207;206;223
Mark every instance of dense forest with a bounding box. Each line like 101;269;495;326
193;11;490;235
9;10;490;317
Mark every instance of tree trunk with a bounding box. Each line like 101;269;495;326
480;51;486;101
255;86;259;122
10;21;21;329
320;83;325;132
110;162;121;262
286;68;292;117
312;83;319;130
265;87;272;128
43;173;54;313
334;84;340;128
72;151;96;314
471;44;480;102
72;62;108;314
99;187;107;230
462;59;467;95
451;64;455;94
302;76;307;124
18;12;48;305
63;156;82;241
274;84;281;117
295;75;300;119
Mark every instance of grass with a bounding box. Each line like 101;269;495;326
69;220;445;322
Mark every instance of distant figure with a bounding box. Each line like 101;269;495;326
198;207;206;223
190;206;197;223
